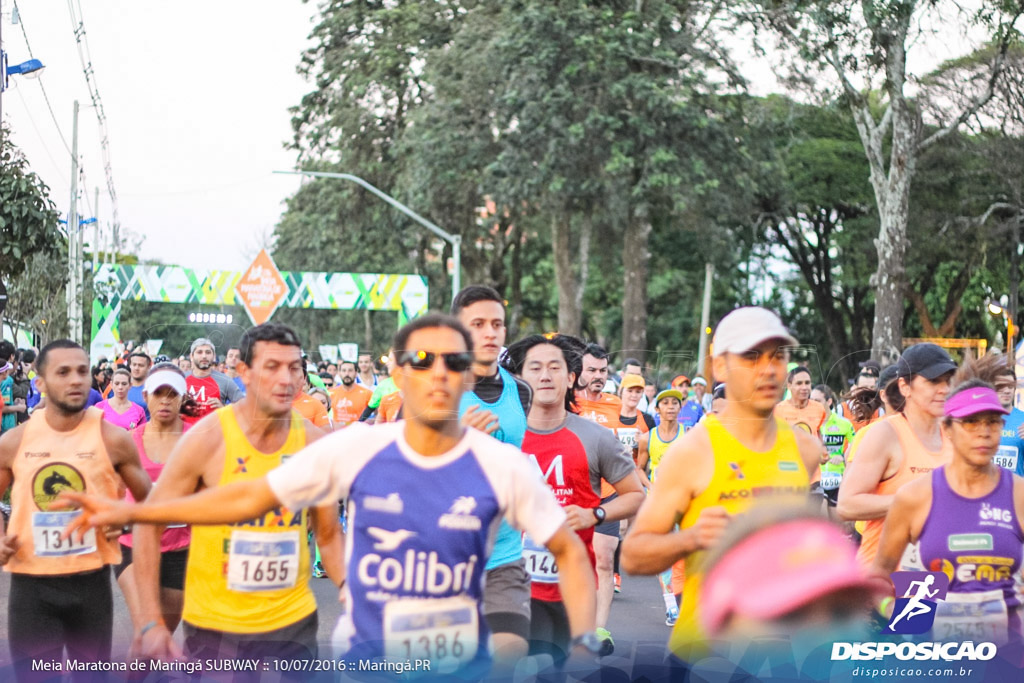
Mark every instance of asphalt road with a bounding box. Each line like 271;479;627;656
0;565;674;670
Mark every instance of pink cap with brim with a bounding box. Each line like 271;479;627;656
945;387;1010;419
700;519;877;635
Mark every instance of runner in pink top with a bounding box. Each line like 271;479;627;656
97;368;147;430
114;363;195;649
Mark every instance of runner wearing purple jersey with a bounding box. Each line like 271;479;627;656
875;380;1024;643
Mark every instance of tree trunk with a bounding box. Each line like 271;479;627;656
871;193;911;363
363;309;373;356
551;210;590;336
621;205;651;362
507;221;524;334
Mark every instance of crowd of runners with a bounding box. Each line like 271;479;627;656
0;287;1023;680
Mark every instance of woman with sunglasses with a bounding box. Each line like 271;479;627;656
838;343;957;566
115;363;198;652
874;380;1024;643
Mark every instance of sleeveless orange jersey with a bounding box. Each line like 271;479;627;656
575;392;622;428
330;384;372;428
6;408;122;575
856;414;949;566
774;400;828;434
670;415;809;659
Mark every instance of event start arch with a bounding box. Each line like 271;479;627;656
90;261;428;362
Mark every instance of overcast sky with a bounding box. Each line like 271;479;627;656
2;2;982;274
3;0;316;271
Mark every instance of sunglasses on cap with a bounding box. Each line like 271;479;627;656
397;350;474;372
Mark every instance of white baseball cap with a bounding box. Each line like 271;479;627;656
144;368;187;396
712;307;797;358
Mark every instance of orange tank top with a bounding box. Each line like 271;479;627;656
6;408;122;575
856;414;949;566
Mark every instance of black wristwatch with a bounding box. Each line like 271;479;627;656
570;632;602;655
592;506;606;524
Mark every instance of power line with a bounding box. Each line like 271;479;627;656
10;0;72;156
66;0;120;249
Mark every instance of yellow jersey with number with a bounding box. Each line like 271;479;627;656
670;415;809;659
182;406;314;633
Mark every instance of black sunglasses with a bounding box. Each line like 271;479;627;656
397;350;474;372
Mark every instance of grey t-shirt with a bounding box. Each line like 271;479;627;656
525;413;634;498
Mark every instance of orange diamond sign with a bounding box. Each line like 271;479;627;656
235;249;288;325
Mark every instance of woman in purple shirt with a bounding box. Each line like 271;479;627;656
96;368;147;430
876;379;1024;643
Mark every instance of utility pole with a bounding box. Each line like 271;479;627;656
697;263;714;378
66;100;81;344
92;186;99;267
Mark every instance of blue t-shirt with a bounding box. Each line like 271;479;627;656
678;399;704;430
233;376;246;395
86;388;103;408
459;367;528;570
997;407;1024;475
127;385;151;420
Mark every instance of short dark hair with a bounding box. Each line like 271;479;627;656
129;349;152;364
392;313;473;358
583;343;609;362
238;323;303;366
318;372;334;381
37;340;86;376
450;285;504;315
21;349;37;364
0;340;15;362
502;333;585;412
787;365;811;382
339;359;357;370
622;357;642;369
812;383;836;407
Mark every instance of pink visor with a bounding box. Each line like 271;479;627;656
700;519;877;635
944;387;1010;419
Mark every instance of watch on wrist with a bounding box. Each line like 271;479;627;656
592;506;606;524
570;632;602;655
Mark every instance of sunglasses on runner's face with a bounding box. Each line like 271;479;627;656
397;350;474;372
953;415;1004;433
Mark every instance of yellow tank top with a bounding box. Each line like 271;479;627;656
6;408;122;575
648;422;681;483
670;415;809;658
182;406;315;633
856;414;948;566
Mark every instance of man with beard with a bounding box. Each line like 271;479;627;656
329;360;372;429
185;338;244;423
0;340;151;679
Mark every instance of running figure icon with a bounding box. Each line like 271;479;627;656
889;574;939;629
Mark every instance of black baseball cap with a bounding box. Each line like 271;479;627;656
878;364;899;389
896;343;957;381
858;360;881;376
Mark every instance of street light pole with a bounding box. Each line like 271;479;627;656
274;170;462;300
66;100;82;345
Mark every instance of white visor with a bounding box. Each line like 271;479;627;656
144;369;187;396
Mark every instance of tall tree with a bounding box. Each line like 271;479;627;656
742;1;1024;362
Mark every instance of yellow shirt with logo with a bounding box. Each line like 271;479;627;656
670;415;809;658
182;406;315;633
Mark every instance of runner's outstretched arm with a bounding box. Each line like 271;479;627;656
547;524;596;637
872;479;928;580
58;478;281;540
837;422;899;521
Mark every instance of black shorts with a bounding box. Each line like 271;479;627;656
184;611;318;683
114;544;189;590
8;566;113;678
594;493;621;537
482;559;531;641
528;598;570;663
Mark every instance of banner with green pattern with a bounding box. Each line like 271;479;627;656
91;264;428;362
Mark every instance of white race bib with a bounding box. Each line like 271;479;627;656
932;589;1009;644
227;530;300;592
383;595;478;673
32;511;96;557
616;428;639;451
994;445;1019;473
522;534;558;583
899;541;924;571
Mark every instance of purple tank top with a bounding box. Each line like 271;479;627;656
919;466;1023;609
